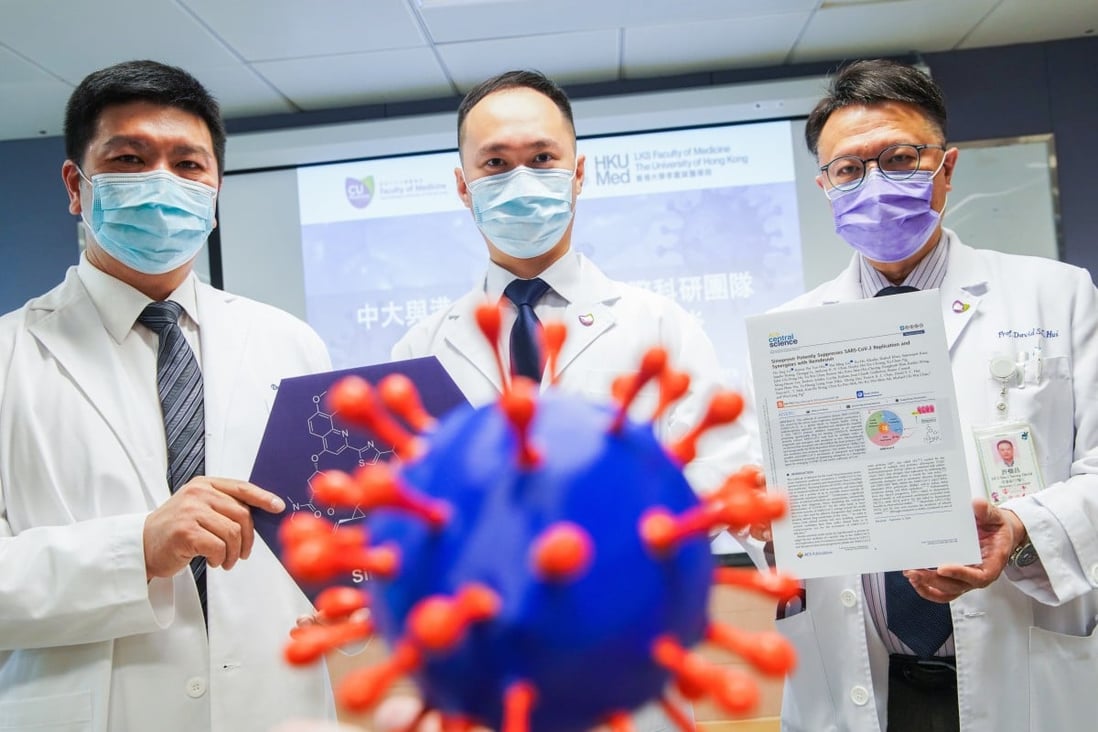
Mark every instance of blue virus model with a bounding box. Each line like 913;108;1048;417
280;305;797;732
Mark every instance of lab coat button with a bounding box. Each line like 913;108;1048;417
850;685;870;706
186;677;207;698
840;589;857;608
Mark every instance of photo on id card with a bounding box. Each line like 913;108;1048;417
973;422;1045;506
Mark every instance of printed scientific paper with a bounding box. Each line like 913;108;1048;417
746;290;980;578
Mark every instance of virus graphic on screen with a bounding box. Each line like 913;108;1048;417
279;303;798;732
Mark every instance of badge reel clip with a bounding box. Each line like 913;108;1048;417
989;356;1018;417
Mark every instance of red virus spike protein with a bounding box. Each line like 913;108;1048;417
281;316;797;732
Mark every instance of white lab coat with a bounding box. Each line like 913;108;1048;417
392;252;739;496
764;232;1098;732
0;268;336;732
392;252;740;731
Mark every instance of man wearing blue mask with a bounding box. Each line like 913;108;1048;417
390;69;740;731
743;60;1098;732
0;60;335;731
393;70;736;498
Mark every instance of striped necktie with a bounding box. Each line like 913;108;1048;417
138;301;207;623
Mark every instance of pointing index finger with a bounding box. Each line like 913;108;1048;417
209;477;286;513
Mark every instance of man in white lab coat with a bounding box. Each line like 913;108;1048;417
392;69;737;500
750;59;1098;732
0;60;335;731
390;70;739;731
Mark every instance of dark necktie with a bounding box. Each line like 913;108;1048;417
875;285;921;297
138;301;207;622
503;278;551;381
874;284;952;657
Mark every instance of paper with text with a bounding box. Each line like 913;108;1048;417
746;290;980;578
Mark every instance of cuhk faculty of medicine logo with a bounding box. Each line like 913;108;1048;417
345;176;375;209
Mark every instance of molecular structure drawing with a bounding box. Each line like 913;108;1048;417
291;391;395;523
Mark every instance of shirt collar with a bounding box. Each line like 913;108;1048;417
485;251;583;303
858;231;951;298
77;253;201;343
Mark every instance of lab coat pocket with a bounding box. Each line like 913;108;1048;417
776;609;839;729
1012;355;1073;467
577;368;617;402
1028;623;1098;730
578;368;659;419
0;690;92;730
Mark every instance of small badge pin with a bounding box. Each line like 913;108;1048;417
578;313;594;327
952;300;970;313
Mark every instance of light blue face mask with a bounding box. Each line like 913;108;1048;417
466;166;575;259
79;169;217;275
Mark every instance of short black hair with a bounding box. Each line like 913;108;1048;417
805;59;947;157
456;70;575;152
64;60;226;177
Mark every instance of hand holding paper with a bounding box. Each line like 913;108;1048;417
906;497;1025;602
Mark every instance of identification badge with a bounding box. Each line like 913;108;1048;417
973;422;1045;505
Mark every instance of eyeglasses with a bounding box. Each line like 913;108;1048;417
819;143;945;193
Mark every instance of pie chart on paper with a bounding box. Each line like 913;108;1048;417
865;410;904;446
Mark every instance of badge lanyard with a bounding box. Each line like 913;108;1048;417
976;355;1046;505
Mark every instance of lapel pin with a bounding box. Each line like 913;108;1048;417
578;313;594;327
952;300;970;313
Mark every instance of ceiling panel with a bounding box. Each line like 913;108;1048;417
624;13;810;78
0;47;75;139
791;0;1001;63
0;43;61;84
0;0;239;84
189;65;297;118
960;0;1098;48
0;0;1094;144
417;0;628;43
252;48;454;110
625;0;819;26
0;80;75;140
436;29;620;91
180;0;426;61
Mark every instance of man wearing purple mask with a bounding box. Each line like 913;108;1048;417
742;60;1098;732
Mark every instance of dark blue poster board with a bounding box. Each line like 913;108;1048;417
249;356;468;601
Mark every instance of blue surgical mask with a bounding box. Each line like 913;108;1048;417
79;169;217;275
827;159;945;264
466;166;575;259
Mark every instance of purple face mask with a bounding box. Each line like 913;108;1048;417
828;166;943;263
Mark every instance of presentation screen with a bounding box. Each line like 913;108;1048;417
296;120;804;372
217;76;855;386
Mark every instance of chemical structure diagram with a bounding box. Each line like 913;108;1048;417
290;391;396;526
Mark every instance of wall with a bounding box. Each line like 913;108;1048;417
0;135;78;312
926;37;1098;276
0;37;1094;313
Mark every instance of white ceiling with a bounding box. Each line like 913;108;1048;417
1;0;1095;143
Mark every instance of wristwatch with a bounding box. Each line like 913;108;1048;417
1008;538;1039;569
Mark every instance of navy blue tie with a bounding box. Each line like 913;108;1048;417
503;278;551;381
875;284;951;657
884;572;952;658
875;285;920;297
138;301;207;623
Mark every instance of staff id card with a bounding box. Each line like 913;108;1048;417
973;422;1045;506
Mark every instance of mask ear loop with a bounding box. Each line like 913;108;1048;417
74;166;97;235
